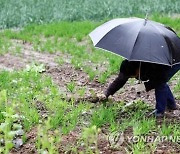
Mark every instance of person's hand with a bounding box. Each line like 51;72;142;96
97;92;110;106
97;93;108;101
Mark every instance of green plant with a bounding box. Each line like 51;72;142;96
77;87;86;97
98;71;111;83
1;0;180;28
61;102;87;134
13;45;22;54
49;107;65;129
159;122;174;136
129;141;149;154
71;58;82;70
56;57;65;65
172;124;180;137
0;90;24;154
80;125;100;154
36;118;61;154
133;118;156;136
0;37;11;55
0;90;13;154
84;66;96;81
25;63;45;73
66;81;76;93
91;105;117;128
173;74;180;99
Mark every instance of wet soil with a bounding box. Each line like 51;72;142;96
2;40;179;153
10;127;38;154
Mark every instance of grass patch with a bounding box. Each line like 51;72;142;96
0;16;180;153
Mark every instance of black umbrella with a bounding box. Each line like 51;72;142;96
89;17;180;66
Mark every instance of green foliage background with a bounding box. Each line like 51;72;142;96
0;0;180;28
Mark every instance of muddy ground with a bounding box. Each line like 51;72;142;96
0;40;157;104
0;40;179;153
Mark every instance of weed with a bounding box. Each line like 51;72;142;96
98;71;111;84
89;89;96;98
0;90;6;123
77;87;86;97
36;118;60;154
129;141;149;154
0;90;24;154
71;58;82;70
0;37;11;55
159;122;174;136
173;74;180;98
80;125;100;154
25;63;45;73
55;57;65;65
49;107;65;129
13;45;22;54
66;81;76;93
61;102;86;134
121;100;152;119
0;69;58;131
172;124;180;137
84;66;97;81
91;105;117;128
133;118;156;136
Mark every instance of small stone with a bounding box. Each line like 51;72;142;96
173;110;180;116
0;139;4;144
15;129;24;136
13;138;23;149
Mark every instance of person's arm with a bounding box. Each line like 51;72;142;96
104;72;128;98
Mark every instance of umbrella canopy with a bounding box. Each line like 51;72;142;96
89;17;180;66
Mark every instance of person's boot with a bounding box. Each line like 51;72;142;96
147;109;164;118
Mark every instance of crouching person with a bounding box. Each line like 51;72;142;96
104;60;180;117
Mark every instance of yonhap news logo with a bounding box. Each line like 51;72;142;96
108;131;180;147
108;131;124;146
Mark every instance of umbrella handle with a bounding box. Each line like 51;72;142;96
144;12;148;26
138;62;142;84
145;12;148;20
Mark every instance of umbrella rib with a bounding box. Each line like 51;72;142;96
129;25;143;60
149;23;173;65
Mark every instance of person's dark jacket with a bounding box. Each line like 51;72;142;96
105;60;170;97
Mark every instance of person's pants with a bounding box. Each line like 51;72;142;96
155;63;180;113
155;83;176;113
